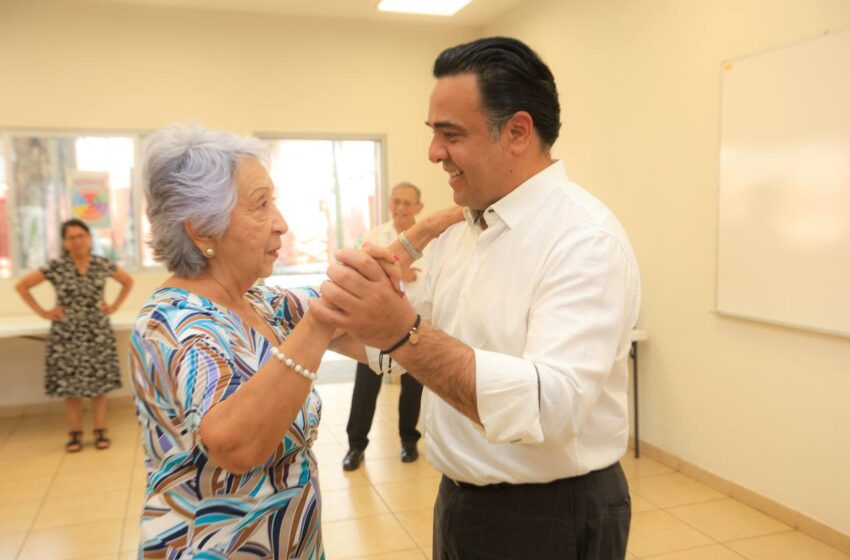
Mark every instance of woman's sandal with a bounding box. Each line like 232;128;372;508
93;428;111;450
66;430;83;453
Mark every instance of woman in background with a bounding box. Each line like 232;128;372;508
15;218;134;452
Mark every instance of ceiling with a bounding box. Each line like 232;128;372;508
78;0;526;26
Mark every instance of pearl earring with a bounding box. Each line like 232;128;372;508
204;247;215;258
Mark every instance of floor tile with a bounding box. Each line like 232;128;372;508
321;485;390;523
17;518;123;560
360;456;441;485
667;498;791;542
47;466;133;498
630;473;726;508
322;513;417;559
0;532;27;560
641;544;747;559
58;444;138;473
631;491;660;513
372;477;441;512
0;455;64;479
0;500;40;534
396;507;434;548
628;510;714;557
621;454;676;479
32;489;129;529
122;515;140;552
317;463;370;491
1;382;843;560
727;530;850;560
125;489;146;517
312;440;347;467
0;475;53;506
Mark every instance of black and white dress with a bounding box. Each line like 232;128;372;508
39;254;122;397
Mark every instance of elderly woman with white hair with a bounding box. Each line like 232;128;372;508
130;123;461;559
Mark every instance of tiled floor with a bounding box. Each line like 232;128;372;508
0;379;846;560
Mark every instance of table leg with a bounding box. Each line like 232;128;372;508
631;341;640;458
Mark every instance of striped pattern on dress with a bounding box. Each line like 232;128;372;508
130;285;325;559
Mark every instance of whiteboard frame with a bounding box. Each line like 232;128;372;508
714;27;850;339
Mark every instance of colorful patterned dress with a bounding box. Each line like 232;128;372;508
130;286;324;559
40;254;122;397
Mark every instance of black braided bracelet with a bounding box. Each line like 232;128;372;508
378;314;421;375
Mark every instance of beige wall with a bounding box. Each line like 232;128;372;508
485;0;850;537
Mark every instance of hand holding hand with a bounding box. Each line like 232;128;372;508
43;306;65;320
360;242;404;295
311;249;417;349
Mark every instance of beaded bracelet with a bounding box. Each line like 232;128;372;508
270;346;318;381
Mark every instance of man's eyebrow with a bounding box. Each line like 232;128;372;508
425;120;464;131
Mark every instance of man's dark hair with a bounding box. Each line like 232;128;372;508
433;36;561;150
61;218;91;239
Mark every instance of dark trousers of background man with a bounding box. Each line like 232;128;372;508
347;362;423;451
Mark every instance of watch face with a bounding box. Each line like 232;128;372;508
409;331;420;345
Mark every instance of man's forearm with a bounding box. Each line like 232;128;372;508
391;321;481;425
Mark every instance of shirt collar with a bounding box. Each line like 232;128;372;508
464;160;568;231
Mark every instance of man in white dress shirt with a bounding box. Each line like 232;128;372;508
342;183;427;471
313;37;640;560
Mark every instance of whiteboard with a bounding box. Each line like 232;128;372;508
717;29;850;337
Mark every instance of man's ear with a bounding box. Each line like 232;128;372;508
505;111;534;155
184;220;213;252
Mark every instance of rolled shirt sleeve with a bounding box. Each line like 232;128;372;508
474;229;637;446
474;348;542;444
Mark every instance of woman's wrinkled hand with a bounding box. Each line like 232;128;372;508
361;242;404;296
43;306;65;320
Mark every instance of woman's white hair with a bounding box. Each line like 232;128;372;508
142;123;269;277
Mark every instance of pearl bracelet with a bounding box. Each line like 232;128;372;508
270;346;318;381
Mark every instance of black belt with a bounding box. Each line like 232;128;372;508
445;462;620;491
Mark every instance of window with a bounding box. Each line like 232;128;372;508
263;137;384;287
0;132;384;281
2;133;140;276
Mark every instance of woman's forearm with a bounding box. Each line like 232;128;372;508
390;206;464;268
199;312;335;473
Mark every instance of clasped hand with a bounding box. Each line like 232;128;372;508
311;244;418;350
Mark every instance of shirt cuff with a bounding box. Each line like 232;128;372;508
474;348;543;445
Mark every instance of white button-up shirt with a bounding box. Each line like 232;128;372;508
416;161;640;485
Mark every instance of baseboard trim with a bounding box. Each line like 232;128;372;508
630;437;850;555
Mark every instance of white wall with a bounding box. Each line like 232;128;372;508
0;0;476;403
485;0;850;537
